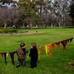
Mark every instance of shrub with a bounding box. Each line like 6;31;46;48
0;28;17;33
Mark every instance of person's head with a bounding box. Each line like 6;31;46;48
31;42;37;48
20;42;25;48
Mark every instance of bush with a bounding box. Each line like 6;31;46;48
0;28;18;33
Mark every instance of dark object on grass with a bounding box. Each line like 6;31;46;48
68;61;74;67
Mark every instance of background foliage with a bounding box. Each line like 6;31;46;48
0;0;74;28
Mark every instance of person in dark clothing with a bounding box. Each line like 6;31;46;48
16;42;28;67
29;42;38;68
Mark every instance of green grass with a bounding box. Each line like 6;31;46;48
0;28;74;74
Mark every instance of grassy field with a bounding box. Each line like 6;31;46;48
0;28;74;74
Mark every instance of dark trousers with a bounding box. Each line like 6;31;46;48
16;59;25;67
30;60;37;68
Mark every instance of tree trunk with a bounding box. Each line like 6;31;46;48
4;23;7;28
51;23;53;27
23;23;25;28
58;22;61;27
29;21;32;29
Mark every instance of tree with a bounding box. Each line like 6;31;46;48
17;0;39;28
69;1;74;26
48;0;72;27
0;7;17;28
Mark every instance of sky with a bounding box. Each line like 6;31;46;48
1;0;54;7
13;0;19;2
1;0;19;7
14;0;54;2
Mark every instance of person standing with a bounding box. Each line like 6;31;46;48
16;42;27;67
29;42;38;68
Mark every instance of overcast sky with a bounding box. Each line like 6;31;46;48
14;0;54;2
13;0;19;2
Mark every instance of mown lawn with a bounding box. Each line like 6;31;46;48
0;28;74;74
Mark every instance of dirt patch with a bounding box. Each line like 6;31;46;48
0;31;42;35
68;61;74;67
23;31;38;34
16;31;41;35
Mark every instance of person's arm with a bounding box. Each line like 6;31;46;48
26;50;28;53
22;48;26;54
29;49;31;57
